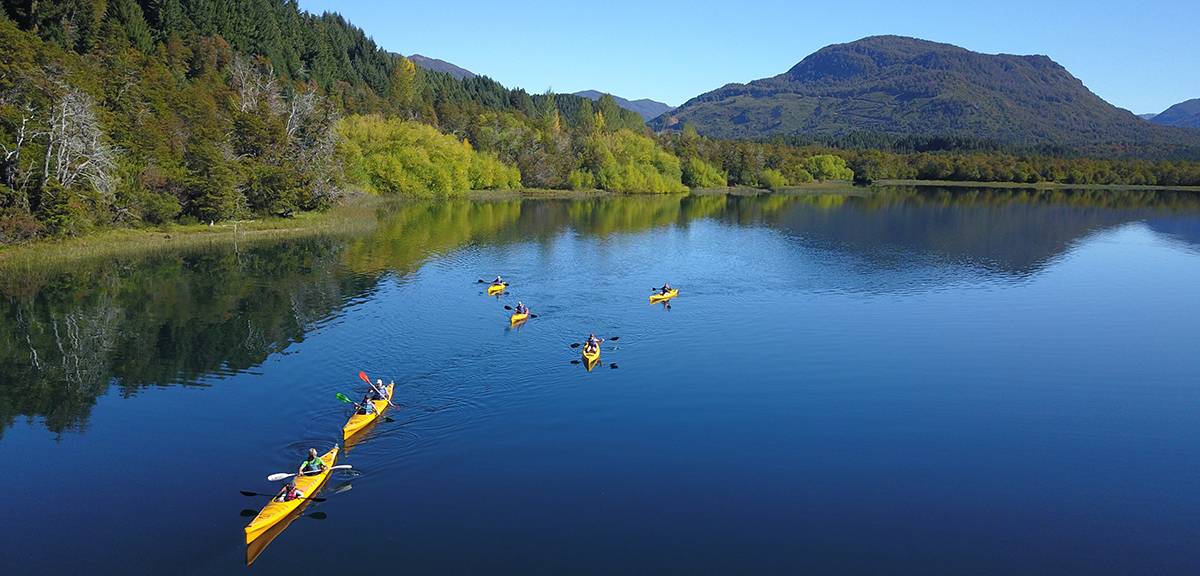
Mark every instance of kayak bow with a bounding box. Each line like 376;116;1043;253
487;283;506;295
582;346;601;370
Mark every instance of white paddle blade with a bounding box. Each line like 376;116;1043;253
265;464;351;483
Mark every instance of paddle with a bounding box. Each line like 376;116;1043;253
570;336;619;348
266;465;353;482
503;305;538;318
571;359;618;369
357;371;400;408
336;392;367;412
239;490;327;503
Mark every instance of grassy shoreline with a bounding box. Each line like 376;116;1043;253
0;196;384;269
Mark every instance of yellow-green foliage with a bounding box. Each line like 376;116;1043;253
469;150;522;190
582;129;687;194
683;157;728;188
759;168;788;190
803;154;855;181
338;115;520;197
568;169;596;190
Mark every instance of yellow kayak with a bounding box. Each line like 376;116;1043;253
244;446;339;544
487;283;507;295
510;311;530;324
342;383;393;442
582;346;601;370
649;289;678;303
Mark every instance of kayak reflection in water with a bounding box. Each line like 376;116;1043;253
658;281;673;295
298;448;326;476
584;333;603;353
274;481;304;503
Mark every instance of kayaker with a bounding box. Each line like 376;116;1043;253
274;482;304;502
357;392;377;415
491;275;505;286
298;448;326;476
515;301;529;315
369;378;387;400
658;282;673;295
584;333;603;353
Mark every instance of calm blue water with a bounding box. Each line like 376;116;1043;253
3;188;1199;574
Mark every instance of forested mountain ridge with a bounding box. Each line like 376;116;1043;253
651;36;1200;157
574;90;673;121
0;0;656;243
1150;99;1200;129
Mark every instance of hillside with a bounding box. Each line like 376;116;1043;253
0;0;651;243
651;36;1200;157
409;54;475;80
574;90;673;121
1151;99;1200;129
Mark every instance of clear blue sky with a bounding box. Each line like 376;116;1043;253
298;0;1198;114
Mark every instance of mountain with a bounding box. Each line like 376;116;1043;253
408;54;475;80
651;36;1200;156
1150;99;1200;129
574;90;674;121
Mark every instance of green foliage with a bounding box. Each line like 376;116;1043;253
682;156;727;188
337;115;520;197
759;168;787;190
803;155;855;181
583;129;687;194
567;169;595;191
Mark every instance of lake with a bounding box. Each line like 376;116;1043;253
3;186;1199;574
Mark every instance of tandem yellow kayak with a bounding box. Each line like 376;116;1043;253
649;289;678;303
244;446;339;544
582;346;601;370
342;382;393;442
487;283;507;295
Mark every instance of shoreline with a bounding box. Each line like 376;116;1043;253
873;179;1200;192
4;180;1196;267
0;196;384;269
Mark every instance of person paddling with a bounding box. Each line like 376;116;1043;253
658;281;673;295
274;481;304;502
369;378;387;401
357;391;377;415
584;333;603;354
515;301;529;315
298;448;326;476
491;275;505;287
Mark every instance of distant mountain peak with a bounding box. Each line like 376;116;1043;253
408;54;475;80
1150;98;1200;129
653;35;1200;155
573;90;674;121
